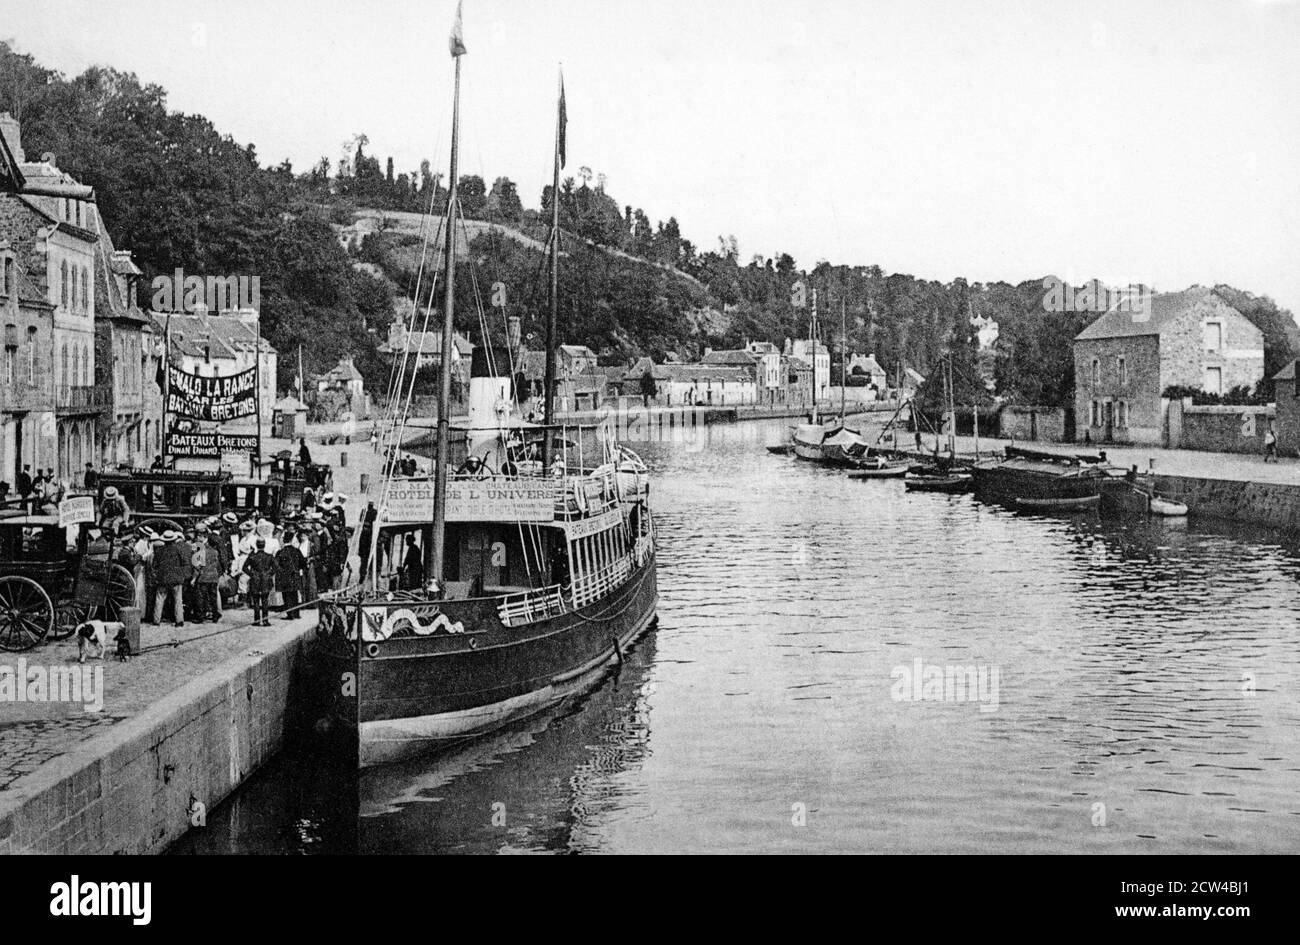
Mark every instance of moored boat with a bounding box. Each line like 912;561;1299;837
905;472;973;493
313;18;657;768
972;445;1125;509
1149;495;1189;517
1014;494;1100;511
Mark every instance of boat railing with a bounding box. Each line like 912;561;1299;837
569;553;634;609
497;582;568;627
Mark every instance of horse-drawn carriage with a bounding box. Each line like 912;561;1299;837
0;505;136;652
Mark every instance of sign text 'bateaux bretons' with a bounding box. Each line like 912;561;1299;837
166;364;258;422
165;431;260;458
385;481;556;523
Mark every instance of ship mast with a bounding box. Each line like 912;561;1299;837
543;69;564;468
431;4;467;585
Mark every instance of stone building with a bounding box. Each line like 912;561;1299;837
93;219;161;468
0;115;103;482
621;357;757;406
1073;286;1263;445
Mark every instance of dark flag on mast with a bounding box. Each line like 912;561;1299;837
558;74;567;168
449;0;467;57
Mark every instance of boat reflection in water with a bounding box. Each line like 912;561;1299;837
358;631;657;854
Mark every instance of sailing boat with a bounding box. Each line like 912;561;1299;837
314;8;659;768
790;287;871;464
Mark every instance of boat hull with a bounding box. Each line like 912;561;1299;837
849;464;909;479
905;474;973;493
1015;494;1100;511
320;555;659;768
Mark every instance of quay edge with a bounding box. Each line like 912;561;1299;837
0;615;326;856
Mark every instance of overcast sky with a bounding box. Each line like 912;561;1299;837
6;0;1299;314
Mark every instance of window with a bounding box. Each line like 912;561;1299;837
81;268;89;313
26;327;36;383
1091;358;1099;385
0;255;10;295
60;260;68;308
70;264;77;311
1205;322;1222;352
61;343;69;389
1205;366;1223;396
1118;356;1126;386
1090;400;1098;427
1117;401;1127;429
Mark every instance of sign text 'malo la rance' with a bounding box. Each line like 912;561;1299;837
167;364;258;422
385;480;556;524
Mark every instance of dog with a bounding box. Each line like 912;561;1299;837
75;620;124;664
114;627;133;662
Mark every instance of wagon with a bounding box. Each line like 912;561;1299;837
0;509;136;652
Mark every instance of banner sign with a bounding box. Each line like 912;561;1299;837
166;430;260;458
166;365;258;421
58;496;96;528
384;480;556;524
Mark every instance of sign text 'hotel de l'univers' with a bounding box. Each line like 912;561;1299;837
384;481;557;524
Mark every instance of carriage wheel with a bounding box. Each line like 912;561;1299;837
101;564;138;623
51;601;91;640
0;576;54;651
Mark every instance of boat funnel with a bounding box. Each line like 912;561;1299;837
467;345;515;455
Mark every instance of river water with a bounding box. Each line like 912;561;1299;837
171;418;1300;854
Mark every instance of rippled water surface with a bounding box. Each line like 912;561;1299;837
173;419;1300;854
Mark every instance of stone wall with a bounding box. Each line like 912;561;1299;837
999;405;1066;442
1153;473;1300;532
1165;399;1274;455
0;625;318;855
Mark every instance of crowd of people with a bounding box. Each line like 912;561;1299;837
99;491;356;629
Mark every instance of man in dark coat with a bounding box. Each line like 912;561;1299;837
83;463;97;490
151;531;192;627
298;437;312;468
401;534;425;591
274;532;307;619
242;538;276;627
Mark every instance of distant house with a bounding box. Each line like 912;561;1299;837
744;341;784;404
316;355;364;396
1271;360;1300;456
520;347;608;411
847;353;887;389
1073;286;1263;444
785;338;830;399
377;316;474;400
621;357;756;406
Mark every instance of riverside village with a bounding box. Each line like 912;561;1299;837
0;0;1297;875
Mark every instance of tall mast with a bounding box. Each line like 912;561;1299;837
543;68;563;467
840;297;846;420
431;6;466;585
946;353;956;456
810;286;818;424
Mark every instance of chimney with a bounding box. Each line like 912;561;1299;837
0;113;24;164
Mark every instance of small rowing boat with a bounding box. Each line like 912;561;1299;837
766;445;793;456
1015;494;1100;511
1149;495;1189;517
849;462;909;479
905;473;973;493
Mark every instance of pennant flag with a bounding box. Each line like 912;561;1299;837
558;74;567;168
449;0;467;57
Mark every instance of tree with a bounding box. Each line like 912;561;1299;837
487;176;523;222
457;174;487;219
